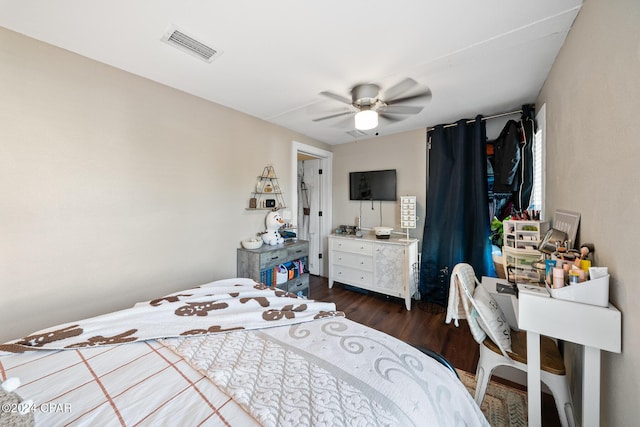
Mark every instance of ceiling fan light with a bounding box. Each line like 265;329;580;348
355;110;378;130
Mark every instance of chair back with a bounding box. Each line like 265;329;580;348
453;263;512;359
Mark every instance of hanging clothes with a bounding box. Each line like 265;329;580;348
298;162;311;241
300;168;311;216
516;104;537;211
489;104;536;215
486;158;495;221
491;120;521;194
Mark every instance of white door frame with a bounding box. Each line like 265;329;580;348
290;141;332;277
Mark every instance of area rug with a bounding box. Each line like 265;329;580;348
456;369;528;427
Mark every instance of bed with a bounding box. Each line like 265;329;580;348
0;278;489;426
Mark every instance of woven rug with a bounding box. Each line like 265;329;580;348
456;369;528;427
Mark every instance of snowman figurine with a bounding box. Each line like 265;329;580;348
262;210;285;245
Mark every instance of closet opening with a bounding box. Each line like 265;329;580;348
290;142;333;277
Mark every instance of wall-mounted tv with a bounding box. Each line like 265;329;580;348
349;169;397;201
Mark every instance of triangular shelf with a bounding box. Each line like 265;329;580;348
247;165;286;210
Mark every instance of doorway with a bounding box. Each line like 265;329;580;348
290;142;332;277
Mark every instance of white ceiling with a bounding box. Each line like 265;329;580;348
0;0;582;145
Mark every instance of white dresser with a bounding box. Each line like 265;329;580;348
328;234;419;310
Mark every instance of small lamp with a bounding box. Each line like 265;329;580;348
354;109;378;130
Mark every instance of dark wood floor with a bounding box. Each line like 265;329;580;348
310;274;561;427
310;274;480;371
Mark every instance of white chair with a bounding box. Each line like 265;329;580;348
452;263;575;427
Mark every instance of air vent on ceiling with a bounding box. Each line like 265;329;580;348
161;25;223;63
346;129;368;138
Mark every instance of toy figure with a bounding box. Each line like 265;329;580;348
262;209;285;246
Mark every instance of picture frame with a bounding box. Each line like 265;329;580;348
553;209;580;249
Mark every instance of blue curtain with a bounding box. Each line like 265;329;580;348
419;116;495;306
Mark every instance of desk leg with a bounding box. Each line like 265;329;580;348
527;330;542;427
582;346;601;427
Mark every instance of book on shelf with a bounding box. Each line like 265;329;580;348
260;258;307;286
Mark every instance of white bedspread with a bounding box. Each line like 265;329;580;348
1;339;260;426
162;317;489;427
0;278;489;426
0;278;341;354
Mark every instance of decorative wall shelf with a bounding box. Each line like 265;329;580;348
247;165;286;210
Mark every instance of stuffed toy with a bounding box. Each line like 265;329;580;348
262;209;285;246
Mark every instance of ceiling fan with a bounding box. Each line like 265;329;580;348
312;78;432;131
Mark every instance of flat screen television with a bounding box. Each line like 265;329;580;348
349;169;397;201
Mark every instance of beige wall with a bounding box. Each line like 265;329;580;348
331;130;427;240
537;0;640;425
0;27;329;342
330;118;514;242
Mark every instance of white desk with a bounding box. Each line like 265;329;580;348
514;284;621;427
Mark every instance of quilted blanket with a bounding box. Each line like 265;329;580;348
0;278;343;354
0;278;489;426
161;317;489;427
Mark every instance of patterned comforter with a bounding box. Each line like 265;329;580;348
0;278;489;426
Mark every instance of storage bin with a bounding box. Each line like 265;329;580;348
502;246;542;284
545;274;609;307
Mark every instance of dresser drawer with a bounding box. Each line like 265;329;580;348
330;238;373;256
259;249;288;269
287;244;309;259
332;251;373;270
287;274;310;298
331;265;373;286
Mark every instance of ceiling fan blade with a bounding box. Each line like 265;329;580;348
382;105;424;115
312;110;353;122
319;91;352;105
378;113;405;124
382;78;419;101
332;115;356;129
386;88;432;105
